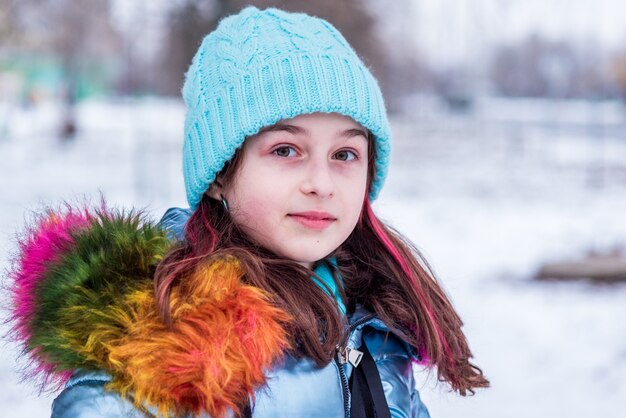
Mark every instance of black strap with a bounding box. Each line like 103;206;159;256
349;342;392;418
236;398;252;418
243;401;252;418
350;363;374;418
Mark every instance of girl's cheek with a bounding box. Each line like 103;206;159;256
336;164;368;184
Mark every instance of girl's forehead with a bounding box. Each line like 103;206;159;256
282;112;364;128
254;113;368;139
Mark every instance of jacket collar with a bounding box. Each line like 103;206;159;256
348;304;420;360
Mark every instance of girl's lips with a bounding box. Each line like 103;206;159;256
288;213;336;230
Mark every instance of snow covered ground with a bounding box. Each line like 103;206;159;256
1;96;625;417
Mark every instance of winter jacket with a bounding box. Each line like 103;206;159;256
11;207;430;418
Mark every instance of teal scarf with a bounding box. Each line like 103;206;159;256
311;258;346;315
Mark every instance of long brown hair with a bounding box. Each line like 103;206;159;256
154;132;489;395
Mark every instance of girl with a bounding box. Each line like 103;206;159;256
7;6;488;418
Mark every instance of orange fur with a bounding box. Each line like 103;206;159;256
103;257;292;417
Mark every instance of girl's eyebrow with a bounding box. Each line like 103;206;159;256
256;123;368;139
257;124;304;136
341;128;368;140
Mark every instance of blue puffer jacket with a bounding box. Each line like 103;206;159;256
50;208;430;418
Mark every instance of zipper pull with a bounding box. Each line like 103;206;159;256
336;345;363;367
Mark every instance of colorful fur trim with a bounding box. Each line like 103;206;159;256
7;205;292;417
9;206;94;387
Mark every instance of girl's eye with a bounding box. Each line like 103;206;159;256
333;150;357;161
273;146;297;158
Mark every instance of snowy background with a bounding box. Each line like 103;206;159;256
1;96;625;417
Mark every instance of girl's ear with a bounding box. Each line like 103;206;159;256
206;178;224;201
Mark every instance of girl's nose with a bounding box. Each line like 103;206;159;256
300;160;334;198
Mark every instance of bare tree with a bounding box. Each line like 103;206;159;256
1;0;122;139
157;0;398;103
611;48;626;101
489;33;612;99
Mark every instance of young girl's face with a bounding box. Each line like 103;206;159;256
216;112;369;268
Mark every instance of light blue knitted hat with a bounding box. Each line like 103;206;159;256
182;6;391;210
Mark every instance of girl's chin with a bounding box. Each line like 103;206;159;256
278;249;334;267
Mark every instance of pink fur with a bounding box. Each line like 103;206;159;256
10;208;92;381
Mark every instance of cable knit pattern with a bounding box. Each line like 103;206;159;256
182;6;391;209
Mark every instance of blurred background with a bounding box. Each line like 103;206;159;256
1;0;625;417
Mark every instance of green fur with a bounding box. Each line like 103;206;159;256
30;210;173;372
